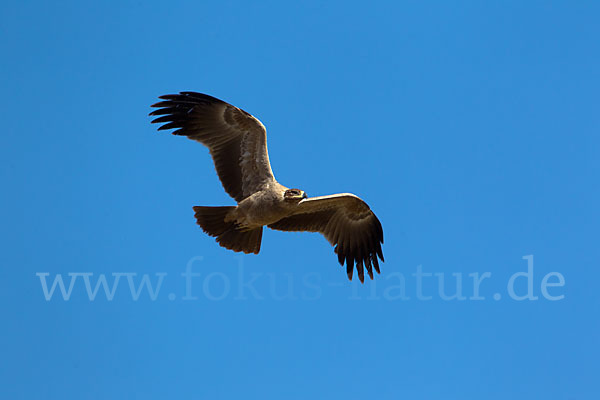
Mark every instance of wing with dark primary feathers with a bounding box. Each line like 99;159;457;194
268;193;384;283
149;92;275;202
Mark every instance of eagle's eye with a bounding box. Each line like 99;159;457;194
285;189;303;199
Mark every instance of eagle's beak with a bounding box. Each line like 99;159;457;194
302;192;308;199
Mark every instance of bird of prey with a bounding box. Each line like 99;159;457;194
149;92;384;282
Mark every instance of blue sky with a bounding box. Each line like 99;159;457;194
1;1;599;399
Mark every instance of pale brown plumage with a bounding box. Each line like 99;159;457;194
150;92;384;282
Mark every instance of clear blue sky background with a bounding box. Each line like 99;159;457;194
1;1;599;399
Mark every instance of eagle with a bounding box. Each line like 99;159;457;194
150;92;384;282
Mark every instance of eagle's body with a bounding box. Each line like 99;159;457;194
150;92;384;282
232;181;293;227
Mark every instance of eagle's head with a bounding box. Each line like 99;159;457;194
284;188;307;202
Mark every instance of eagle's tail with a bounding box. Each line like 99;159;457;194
192;206;263;254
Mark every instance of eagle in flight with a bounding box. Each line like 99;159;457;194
150;92;384;282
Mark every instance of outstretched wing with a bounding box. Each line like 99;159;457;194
268;193;384;283
149;92;275;202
